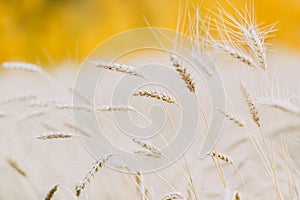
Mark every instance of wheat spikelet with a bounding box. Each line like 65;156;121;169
161;192;185;200
210;151;232;164
134;149;161;158
170;55;196;93
35;132;75;140
6;157;27;177
216;44;256;68
133;90;177;105
96;105;136;112
2;61;43;73
86;59;143;77
240;84;260;127
75;155;112;197
132;138;162;157
44;184;58;200
233;191;241;200
218;109;246;127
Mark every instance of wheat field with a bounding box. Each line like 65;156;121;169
1;2;300;200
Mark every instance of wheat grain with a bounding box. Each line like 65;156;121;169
218;109;246;127
170;55;196;93
75;155;112;197
44;184;58;200
133;90;177;105
132;138;162;157
86;59;143;77
161;192;185;200
6;157;27;177
240;84;260;127
2;61;43;73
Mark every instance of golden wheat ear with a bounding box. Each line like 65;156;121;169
161;192;186;200
6;157;27;178
133;90;178;105
44;184;59;200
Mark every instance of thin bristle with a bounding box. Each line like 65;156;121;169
240;84;260;127
161;192;186;200
132;138;162;157
86;59;143;77
6;157;27;177
44;184;59;200
170;55;196;93
75;155;112;197
133;90;177;105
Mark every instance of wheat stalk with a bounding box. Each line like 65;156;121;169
75;155;112;197
133;90;177;105
240;84;260;127
161;192;186;200
132;138;162;157
86;59;144;77
170;54;196;93
44;184;58;200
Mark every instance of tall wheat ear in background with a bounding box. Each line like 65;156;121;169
0;1;299;200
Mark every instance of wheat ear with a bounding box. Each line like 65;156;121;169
132;138;162;157
218;109;246;127
170;55;196;93
35;132;75;140
161;192;186;200
44;184;58;200
2;61;43;73
216;44;256;68
134;149;161;158
133;90;177;105
86;59;143;77
6;157;27;177
209;151;233;164
75;155;112;197
1;94;36;104
240;84;260;127
96;105;136;112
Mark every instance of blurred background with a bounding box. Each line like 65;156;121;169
0;0;300;66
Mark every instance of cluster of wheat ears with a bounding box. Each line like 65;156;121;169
1;2;299;200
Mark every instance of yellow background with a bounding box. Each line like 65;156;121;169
0;0;299;65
